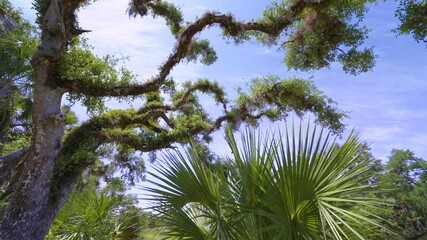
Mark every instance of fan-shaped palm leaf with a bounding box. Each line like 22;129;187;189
0;2;37;147
47;188;141;240
145;123;386;239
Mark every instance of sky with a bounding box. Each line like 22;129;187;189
11;1;427;166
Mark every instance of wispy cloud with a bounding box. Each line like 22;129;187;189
360;126;405;142
182;4;210;14
78;1;167;78
258;49;274;55
384;109;427;120
78;0;202;80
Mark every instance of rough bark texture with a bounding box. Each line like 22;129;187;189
0;1;69;239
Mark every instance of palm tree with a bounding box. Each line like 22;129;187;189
145;124;386;239
46;187;142;240
0;1;37;154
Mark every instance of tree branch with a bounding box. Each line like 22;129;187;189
50;73;346;203
59;76;346;161
56;0;311;97
0;146;29;186
172;79;228;110
142;5;309;91
55;78;159;97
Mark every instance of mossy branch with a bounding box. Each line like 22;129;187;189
55;78;159;97
110;0;310;96
54;75;345;181
57;0;375;98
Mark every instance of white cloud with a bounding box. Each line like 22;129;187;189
11;0;33;12
170;62;202;82
181;4;210;15
384;109;427;120
360;126;404;142
78;0;202;80
258;49;273;55
409;135;427;146
78;1;166;77
194;5;209;11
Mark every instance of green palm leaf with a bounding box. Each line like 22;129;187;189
146;123;387;239
47;188;141;240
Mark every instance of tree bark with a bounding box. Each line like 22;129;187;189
0;1;75;239
0;65;66;239
0;85;64;239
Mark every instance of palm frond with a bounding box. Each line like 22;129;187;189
146;123;387;239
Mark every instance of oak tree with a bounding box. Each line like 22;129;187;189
375;150;427;239
0;0;382;239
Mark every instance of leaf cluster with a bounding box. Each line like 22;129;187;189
395;0;427;44
260;0;377;75
59;38;138;114
0;0;38;154
373;149;427;239
47;186;144;240
235;76;347;133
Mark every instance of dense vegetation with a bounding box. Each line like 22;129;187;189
0;0;426;239
144;127;427;239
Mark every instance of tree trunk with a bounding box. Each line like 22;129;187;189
0;78;64;239
0;1;78;239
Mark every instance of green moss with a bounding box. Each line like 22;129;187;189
60;38;138;114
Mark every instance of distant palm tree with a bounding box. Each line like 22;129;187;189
0;1;37;154
145;124;386;239
47;188;142;240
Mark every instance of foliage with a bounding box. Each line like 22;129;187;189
47;186;143;240
235;76;347;133
259;0;377;75
145;124;385;239
395;0;427;44
0;0;38;155
0;1;38;219
2;0;377;201
374;150;427;239
1;0;427;238
59;38;138;115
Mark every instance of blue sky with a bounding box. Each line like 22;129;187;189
12;0;427;162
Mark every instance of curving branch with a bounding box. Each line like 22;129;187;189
58;77;345;164
49;74;346;207
56;0;313;97
54;0;373;98
60;105;275;159
136;5;309;93
98;130;177;153
172;79;228;110
59;76;346;164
